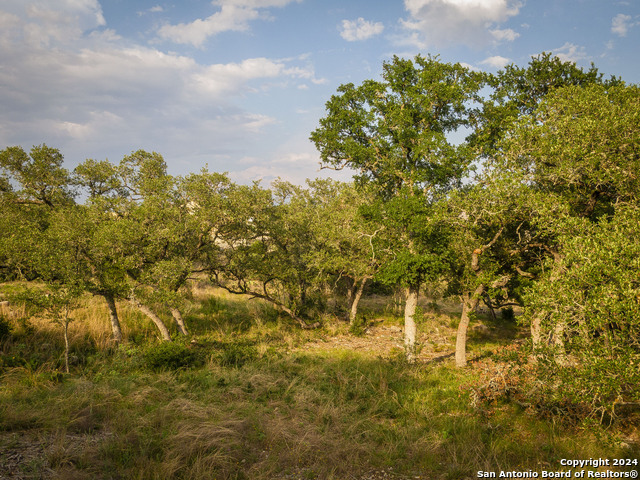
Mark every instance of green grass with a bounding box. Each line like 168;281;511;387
0;285;637;480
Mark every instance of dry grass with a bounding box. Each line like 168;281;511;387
1;283;637;480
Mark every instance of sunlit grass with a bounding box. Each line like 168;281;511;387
0;281;637;479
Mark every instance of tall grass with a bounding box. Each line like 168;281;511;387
0;283;637;479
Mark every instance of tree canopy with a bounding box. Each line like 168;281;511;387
1;52;638;416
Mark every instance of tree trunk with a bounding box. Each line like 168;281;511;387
483;295;497;321
393;288;403;316
553;320;567;365
455;284;485;368
273;301;320;330
63;319;70;374
346;278;356;310
529;314;543;364
530;315;542;349
170;307;189;336
404;284;419;363
130;300;172;341
102;293;123;344
349;277;369;325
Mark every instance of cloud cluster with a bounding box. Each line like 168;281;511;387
551;42;588;63
611;13;638;37
340;17;384;42
0;0;105;48
158;0;301;47
400;0;521;48
0;0;318;177
479;55;510;69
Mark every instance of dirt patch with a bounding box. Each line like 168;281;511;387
0;430;112;480
299;323;456;363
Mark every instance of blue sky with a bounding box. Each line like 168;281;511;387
0;0;638;184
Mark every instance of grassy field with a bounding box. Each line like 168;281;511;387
0;285;638;479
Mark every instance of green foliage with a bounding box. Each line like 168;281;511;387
473;52;620;156
1;52;639;452
142;341;204;371
501;307;515;321
0;315;11;339
311;55;484;197
348;316;368;337
521;206;640;413
73;158;124;199
497;84;640;216
0;144;75;207
311;55;484;294
214;340;258;368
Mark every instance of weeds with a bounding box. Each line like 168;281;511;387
0;284;637;479
142;341;205;371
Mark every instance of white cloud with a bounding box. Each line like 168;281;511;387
157;0;301;47
480;55;511;69
611;13;636;37
340;17;384;41
0;11;21;47
158;5;258;46
138;5;164;16
551;42;588;63
490;27;519;42
190;57;316;98
400;0;522;48
459;62;480;71
0;1;320;177
229;150;354;185
242;113;277;131
229;152;318;184
0;0;106;47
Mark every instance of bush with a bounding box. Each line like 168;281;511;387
348;316;367;337
501;306;514;321
0;315;11;340
215;341;258;367
143;342;204;371
468;342;640;424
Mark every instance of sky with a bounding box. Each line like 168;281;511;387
0;0;638;185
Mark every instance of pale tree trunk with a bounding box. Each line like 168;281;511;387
455;284;485;368
63;318;70;374
349;277;369;325
102;293;123;344
130;300;172;341
552;320;567;365
531;315;542;349
346;279;356;311
529;314;543;364
404;284;419;363
531;316;568;364
170;307;189;336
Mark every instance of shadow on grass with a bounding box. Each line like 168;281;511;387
2;348;633;480
185;293;282;337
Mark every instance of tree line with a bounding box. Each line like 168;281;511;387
1;53;639;412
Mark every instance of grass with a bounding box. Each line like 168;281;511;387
0;283;638;479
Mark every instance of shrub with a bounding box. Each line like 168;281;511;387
216;341;258;367
143;342;204;371
501;306;514;321
0;315;11;340
348;316;367;337
468;342;640;424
